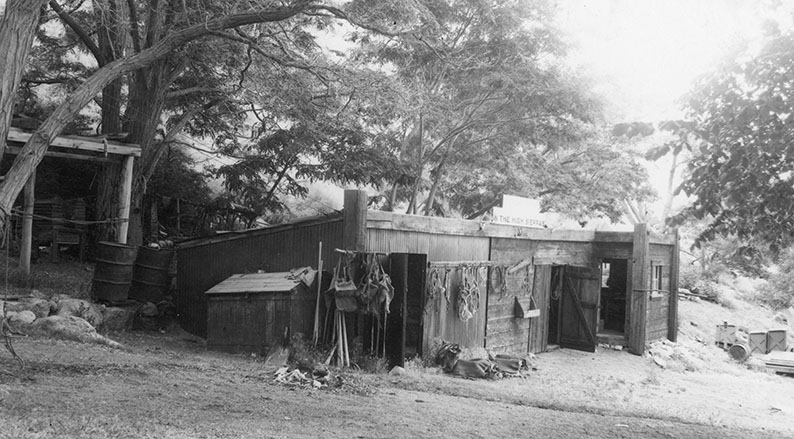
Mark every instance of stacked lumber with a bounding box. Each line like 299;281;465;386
764;351;794;375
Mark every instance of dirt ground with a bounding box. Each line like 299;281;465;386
0;325;791;439
1;263;793;438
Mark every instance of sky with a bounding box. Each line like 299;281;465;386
555;0;779;122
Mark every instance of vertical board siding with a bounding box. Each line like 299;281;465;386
176;220;343;337
647;243;674;342
489;237;640;354
423;263;489;351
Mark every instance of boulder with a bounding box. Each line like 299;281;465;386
28;315;123;349
54;298;104;328
7;310;36;325
139;302;159;317
101;306;135;331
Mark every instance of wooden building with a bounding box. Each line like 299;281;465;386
176;190;679;358
205;271;316;353
4;126;140;269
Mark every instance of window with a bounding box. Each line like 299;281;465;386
650;262;668;300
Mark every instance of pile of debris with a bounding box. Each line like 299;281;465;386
434;341;535;379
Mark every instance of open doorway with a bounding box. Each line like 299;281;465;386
385;253;426;367
547;265;563;346
599;259;629;342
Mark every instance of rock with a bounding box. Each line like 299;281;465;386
774;314;788;325
28;315;123;349
55;298;104;328
139;302;159;317
8;310;36;325
101;306;135;331
690;321;698;327
4;298;52;319
389;366;406;376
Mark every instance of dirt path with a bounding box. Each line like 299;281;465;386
0;331;790;438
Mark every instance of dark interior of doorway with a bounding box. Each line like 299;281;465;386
547;265;563;346
599;258;629;335
384;253;426;367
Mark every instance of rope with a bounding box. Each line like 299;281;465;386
9;208;129;225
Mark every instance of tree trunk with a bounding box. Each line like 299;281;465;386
0;4;311;226
96;0;127;133
0;1;49;160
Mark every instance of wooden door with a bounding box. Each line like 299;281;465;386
559;265;599;352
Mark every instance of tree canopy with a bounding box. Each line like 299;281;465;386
675;25;794;249
0;0;657;240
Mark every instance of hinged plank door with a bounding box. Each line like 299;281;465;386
559;265;599;352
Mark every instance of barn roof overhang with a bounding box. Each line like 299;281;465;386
5;126;141;162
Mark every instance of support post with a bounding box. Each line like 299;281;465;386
342;189;367;252
667;228;680;342
20;170;35;274
629;223;650;355
117;155;134;244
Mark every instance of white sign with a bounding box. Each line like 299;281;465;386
491;195;544;227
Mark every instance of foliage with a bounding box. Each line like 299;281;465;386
347;0;645;220
759;247;794;310
146;147;212;237
675;26;794;250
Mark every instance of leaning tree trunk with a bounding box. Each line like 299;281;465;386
0;1;49;161
0;4;310;234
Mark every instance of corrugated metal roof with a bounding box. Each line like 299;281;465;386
205;271;313;295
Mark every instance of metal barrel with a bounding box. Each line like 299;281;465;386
93;241;137;303
129;246;174;303
728;343;750;362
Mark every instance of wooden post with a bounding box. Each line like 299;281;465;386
667;228;680;342
343;189;367;252
117;155;134;244
20;170;35;274
629;223;650;355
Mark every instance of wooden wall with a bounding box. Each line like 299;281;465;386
422;262;489;351
176;218;343;337
647;243;675;342
206;286;315;353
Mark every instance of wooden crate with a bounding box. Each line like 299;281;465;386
715;323;736;348
748;331;768;355
767;329;788;352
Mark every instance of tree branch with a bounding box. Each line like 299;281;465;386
126;0;142;52
49;0;106;64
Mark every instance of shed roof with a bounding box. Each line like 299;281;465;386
205;269;316;295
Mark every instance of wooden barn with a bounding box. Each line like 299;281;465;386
176;190;679;360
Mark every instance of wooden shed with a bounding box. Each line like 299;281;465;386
205;270;316;353
178;190;679;359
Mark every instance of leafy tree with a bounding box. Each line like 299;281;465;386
675;26;794;250
0;0;421;242
350;0;633;220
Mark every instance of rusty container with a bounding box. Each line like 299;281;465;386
93;241;137;303
129;246;174;303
